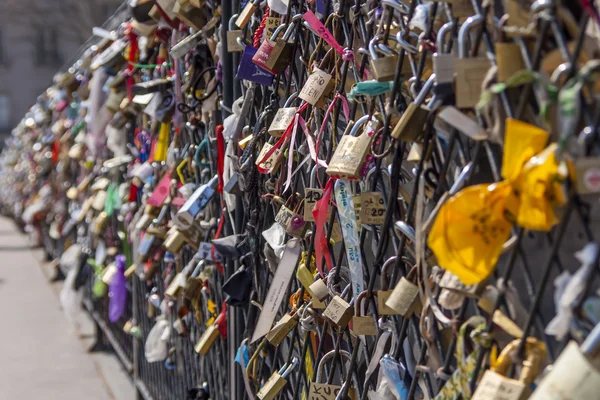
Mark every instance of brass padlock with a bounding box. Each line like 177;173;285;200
256;359;298;400
194;324;220;355
265;312;298;346
326;115;378;180
391;102;430;141
93;211;109;235
323;295;353;329
351;291;377;336
455;15;491;108
309;278;329;303
264;24;297;74
369;37;399;82
299;67;333;106
235;0;256;28
309;350;357;400
226;14;244;52
385;264;421;317
255;142;284;172
268;107;297;137
377;257;400;315
173;0;207;31
274;195;308;238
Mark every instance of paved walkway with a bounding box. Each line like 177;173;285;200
0;217;133;399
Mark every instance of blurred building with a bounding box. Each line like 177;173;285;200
0;0;123;136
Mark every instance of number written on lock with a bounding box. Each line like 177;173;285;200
360;192;385;225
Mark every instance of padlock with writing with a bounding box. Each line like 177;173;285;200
252;25;286;73
309;350;357;400
351;291;377;336
256;141;284;172
472;337;547;400
327;115;378;180
264;23;297;73
256;358;298;400
299;49;337;107
455;15;491;108
268;107;297;137
323;295;353;329
265;311;298;346
275;195;308;238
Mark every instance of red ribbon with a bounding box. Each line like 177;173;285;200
312;179;335;276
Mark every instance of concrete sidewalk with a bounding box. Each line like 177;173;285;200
0;217;134;399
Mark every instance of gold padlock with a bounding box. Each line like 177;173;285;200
369;37;399;82
256;142;284;172
309;350;357;400
256;358;297;400
385;264;421;317
235;1;256;28
274;195;308;238
326;115;379;180
265;312;298;346
351;291;377;336
268;107;297;137
194;324;220;355
391;102;430;141
377;257;400;316
173;0;207;31
323;295;353;329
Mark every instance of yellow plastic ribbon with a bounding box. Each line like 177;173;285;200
154;123;170;162
428;119;566;285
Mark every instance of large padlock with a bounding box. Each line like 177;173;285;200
264;23;297;73
309;350;357;400
298;49;337;107
369;37;399;82
251;24;286;73
326;115;379;180
455;15;491;108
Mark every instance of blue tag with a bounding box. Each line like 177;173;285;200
236;47;274;86
316;0;326;17
380;355;409;399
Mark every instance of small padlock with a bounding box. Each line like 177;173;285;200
255;142;284;172
265;312;298;346
226;14;244;52
256;358;298;400
274;195;308;238
385;264;421;317
323;295;353;329
235;0;256;28
309;350;357;400
194;324;220;355
455;15;491;108
264;24;297;73
351;291;377;336
391;101;430;141
369;37;399;82
377;257;401;315
327;115;378;180
268;107;297;137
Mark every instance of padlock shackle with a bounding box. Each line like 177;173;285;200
349;115;376;137
315;349;352;383
550;62;571;84
458;15;484;58
394;221;416;242
269;24;287;42
380;256;397;290
395;31;419;54
283;92;300;107
381;0;410;15
229;14;239;30
436;22;455;54
368;34;400;59
353;290;370;315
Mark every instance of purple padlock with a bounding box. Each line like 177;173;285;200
236;46;274;86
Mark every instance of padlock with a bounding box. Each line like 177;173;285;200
377;257;401;315
299;67;333;106
163;228;188;254
265;312;298;346
92;190;107;211
455;15;491;108
256;358;298;400
264;23;297;73
268;107;297;137
327;115;378;180
235;0;256;28
323;295;353;329
351;291;377;336
251;25;283;72
495;24;525;83
172;0;207;31
255;142;284;172
472;337;547;400
309;350;357;400
391;100;430;142
101;262;118;285
93;211;109;235
194;324;220;355
433;21;456;90
369;37;399;82
385;263;421;317
309;278;329;303
274;195;307;238
226;14;244;52
236;46;275;86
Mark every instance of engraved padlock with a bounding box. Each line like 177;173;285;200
455;15;492;108
326;114;379;180
369;36;399;82
265;23;297;73
252;24;286;73
256;358;298;400
351;291;377;336
323;295;353;329
309;350;357;400
298;49;337;107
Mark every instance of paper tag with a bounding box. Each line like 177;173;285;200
251;239;302;343
302;11;343;54
299;69;332;105
530;341;600;399
359;192;386;225
471;370;526;400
